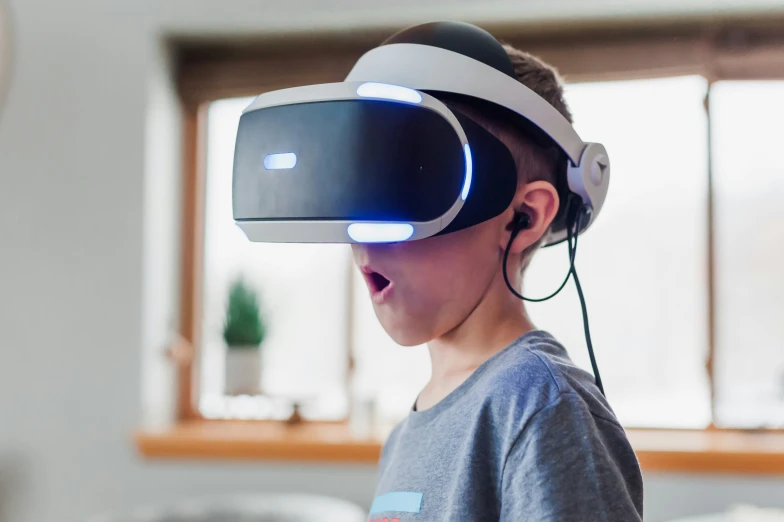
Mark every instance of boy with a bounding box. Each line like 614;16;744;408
353;38;644;521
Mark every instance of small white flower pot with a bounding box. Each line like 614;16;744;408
224;347;261;395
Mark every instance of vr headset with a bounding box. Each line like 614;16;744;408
232;21;610;247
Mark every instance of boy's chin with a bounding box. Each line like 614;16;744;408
377;317;434;347
374;302;470;347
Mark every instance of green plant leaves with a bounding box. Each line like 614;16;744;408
222;277;266;348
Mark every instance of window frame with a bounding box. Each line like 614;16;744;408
139;15;784;472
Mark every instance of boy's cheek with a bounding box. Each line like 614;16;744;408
372;273;469;345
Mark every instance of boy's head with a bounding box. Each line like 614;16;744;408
353;44;573;346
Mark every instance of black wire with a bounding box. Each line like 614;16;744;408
571;264;604;395
502;203;605;396
502;208;578;302
569;209;605;396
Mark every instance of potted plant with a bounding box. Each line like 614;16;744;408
223;277;266;395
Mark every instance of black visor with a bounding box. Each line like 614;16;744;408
234;100;465;223
233;97;516;237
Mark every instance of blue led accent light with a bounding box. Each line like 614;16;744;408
356;82;422;104
461;143;473;200
264;152;297;170
347;223;414;243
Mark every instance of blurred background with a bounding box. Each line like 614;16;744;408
2;1;784;521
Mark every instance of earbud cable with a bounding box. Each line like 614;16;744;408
502;205;605;396
502;211;578;303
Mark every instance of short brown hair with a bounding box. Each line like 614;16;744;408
444;45;572;270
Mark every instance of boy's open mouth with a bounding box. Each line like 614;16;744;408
361;267;393;300
368;271;391;293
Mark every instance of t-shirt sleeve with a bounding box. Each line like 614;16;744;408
500;392;644;522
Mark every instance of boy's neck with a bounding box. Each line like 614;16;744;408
418;275;534;411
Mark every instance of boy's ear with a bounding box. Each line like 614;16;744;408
501;181;560;254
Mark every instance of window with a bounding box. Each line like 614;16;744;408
152;21;784;468
527;76;711;428
194;75;784;432
712;81;784;429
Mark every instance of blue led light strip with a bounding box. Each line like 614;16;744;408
347;223;414;243
461;143;473;200
264;152;297;170
356;82;423;104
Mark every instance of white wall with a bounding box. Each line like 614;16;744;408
2;1;784;521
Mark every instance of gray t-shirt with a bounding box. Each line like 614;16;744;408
369;331;643;522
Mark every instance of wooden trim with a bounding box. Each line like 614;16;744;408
175;52;367;106
172;33;383;106
504;17;784;83
135;422;784;473
171;15;784;105
135;420;383;464
176;102;207;421
629;429;784;475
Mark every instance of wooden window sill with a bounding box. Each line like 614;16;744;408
135;421;784;474
134;420;384;464
628;428;784;474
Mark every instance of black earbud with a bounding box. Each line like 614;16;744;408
510;212;530;236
